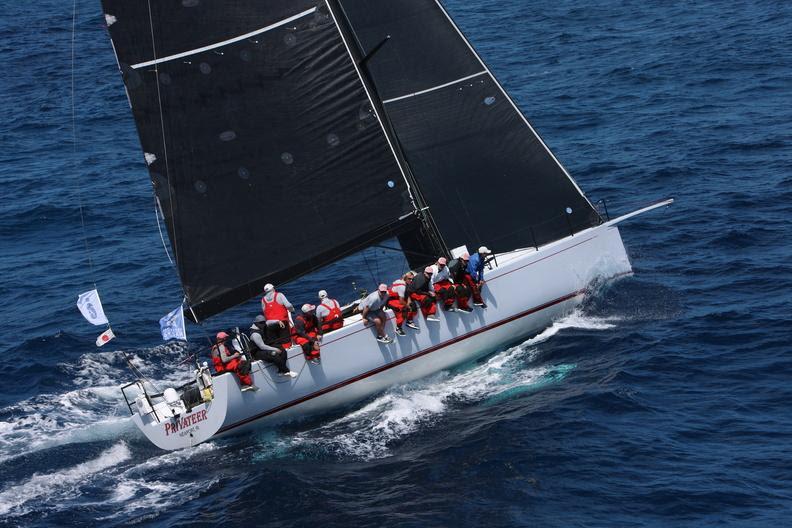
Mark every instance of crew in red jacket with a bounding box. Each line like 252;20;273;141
261;283;294;347
429;257;456;311
387;272;419;336
210;332;256;392
316;290;344;333
406;267;440;322
448;253;474;312
292;304;321;362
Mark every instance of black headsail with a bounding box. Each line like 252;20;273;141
101;1;422;321
333;0;603;253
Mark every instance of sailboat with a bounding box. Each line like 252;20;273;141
100;0;672;450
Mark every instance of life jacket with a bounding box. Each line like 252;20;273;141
248;325;264;342
210;343;229;373
388;279;406;300
408;273;432;295
291;313;317;338
262;291;288;321
319;299;343;330
449;259;469;282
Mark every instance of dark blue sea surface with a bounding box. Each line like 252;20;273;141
1;0;791;525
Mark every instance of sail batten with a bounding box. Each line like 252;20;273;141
337;0;602;252
103;0;605;321
129;8;318;70
382;71;488;104
103;0;419;321
429;0;599;214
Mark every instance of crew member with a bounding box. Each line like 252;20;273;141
292;304;321;362
316;290;344;333
387;272;419;336
210;332;257;391
249;316;296;377
406;267;440;322
360;284;393;343
467;246;491;307
261;283;294;346
448;253;474;312
430;257;456;311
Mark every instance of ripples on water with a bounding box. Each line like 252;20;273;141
1;0;791;525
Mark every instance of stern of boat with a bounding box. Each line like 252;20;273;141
123;368;230;450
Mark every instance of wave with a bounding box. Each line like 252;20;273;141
0;307;620;523
99;442;220;522
523;308;617;347
0;439;220;522
257;309;617;461
0;442;131;517
0;346;193;465
0;385;133;465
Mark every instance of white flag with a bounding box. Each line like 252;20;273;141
96;327;115;347
159;305;187;342
77;289;109;326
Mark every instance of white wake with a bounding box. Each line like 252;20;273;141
0;442;131;517
262;308;617;460
0;346;193;464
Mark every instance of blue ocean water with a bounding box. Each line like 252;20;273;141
1;0;791;525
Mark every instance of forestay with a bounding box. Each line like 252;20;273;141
101;1;418;321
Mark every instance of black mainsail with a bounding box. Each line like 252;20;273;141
101;0;601;321
102;2;424;320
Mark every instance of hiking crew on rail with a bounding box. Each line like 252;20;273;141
207;246;493;390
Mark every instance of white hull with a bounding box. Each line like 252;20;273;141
134;220;636;450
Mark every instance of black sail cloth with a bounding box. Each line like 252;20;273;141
102;0;603;321
101;2;416;320
336;0;602;251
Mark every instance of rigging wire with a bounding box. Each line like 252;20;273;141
70;0;96;289
154;197;174;265
72;2;160;384
71;1;169;385
360;247;378;285
145;0;181;271
143;1;215;355
373;247;381;284
121;350;162;393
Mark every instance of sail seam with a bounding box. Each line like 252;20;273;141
382;71;487;104
431;0;600;215
130;8;317;69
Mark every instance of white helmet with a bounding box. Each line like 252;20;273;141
478;246;491;255
263;283;275;293
301;303;314;313
318;290;328;299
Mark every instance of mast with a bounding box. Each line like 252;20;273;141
325;0;448;261
330;0;604;253
102;1;427;321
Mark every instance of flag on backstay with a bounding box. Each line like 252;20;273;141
96;327;115;347
160;305;187;342
76;289;109;326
